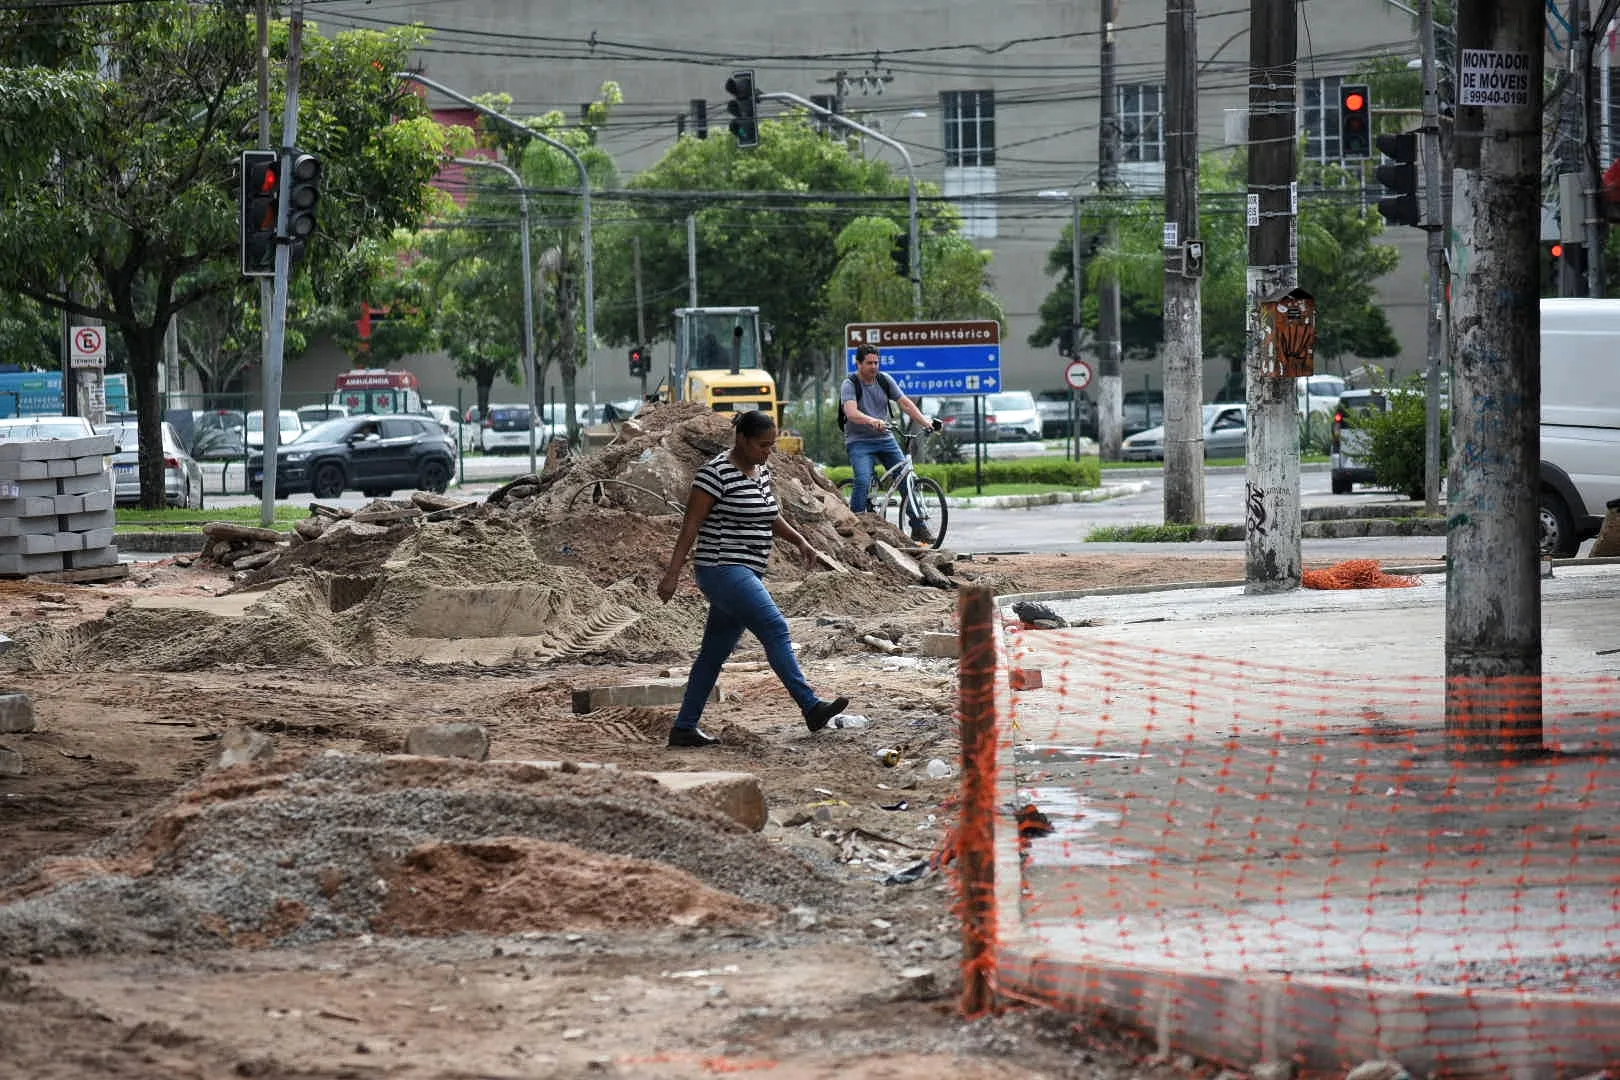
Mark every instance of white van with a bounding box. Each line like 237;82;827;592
1540;298;1620;555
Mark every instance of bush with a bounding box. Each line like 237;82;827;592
1354;381;1448;499
826;454;1100;492
1299;409;1333;455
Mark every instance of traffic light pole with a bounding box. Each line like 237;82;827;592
397;73;598;413
760;90;922;320
260;0;305;526
1420;0;1446;514
454;158;537;477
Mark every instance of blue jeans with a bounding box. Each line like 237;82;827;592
674;563;820;730
847;435;924;529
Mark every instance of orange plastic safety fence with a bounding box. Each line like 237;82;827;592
1303;558;1422;590
972;617;1620;1077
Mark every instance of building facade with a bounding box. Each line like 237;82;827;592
292;0;1428;413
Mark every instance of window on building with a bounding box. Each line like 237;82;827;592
941;90;997;237
1118;84;1164;162
1301;75;1348;162
941;90;995;167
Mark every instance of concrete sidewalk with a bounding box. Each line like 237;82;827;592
989;563;1620;1076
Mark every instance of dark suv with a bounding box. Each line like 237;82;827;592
249;414;455;499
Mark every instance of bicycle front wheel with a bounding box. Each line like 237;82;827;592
894;479;946;550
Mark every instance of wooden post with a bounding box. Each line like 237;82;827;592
956;583;998;1016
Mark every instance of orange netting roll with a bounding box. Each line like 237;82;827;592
1302;558;1421;590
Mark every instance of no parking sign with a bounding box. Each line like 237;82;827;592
70;326;106;370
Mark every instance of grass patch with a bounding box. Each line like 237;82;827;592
948;483;1091;498
826;454;1100;493
1086;523;1202;543
117;505;303;532
1100;454;1328;469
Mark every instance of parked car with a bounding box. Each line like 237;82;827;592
1121;403;1248;462
424;404;459;436
478;403;543;454
296;404;349;430
982;390;1041;442
1034;389;1098;439
96;420;203;508
1296;374;1346;419
190;409;247;459
1123;389;1165;436
1329;389;1388;494
0;415;98;442
933;396;984;442
248;414;456;499
246;409;302;451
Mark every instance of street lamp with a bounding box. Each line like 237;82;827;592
396;72;599;418
454;157;537;477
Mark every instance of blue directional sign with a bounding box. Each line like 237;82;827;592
845;320;1002;396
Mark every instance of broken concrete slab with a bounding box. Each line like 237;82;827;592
405;722;490;762
638;770;767;832
216;725;276;769
919;632;960;659
0;744;22;776
0;691;34;733
869;540;925;583
572;678;720;714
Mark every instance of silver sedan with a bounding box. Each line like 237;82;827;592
97;421;204;508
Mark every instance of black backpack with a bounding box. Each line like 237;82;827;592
837;371;900;430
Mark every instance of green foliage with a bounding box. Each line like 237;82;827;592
593;115;1000;397
1352;380;1447;499
826;455;1099;492
0;5;462;505
1027;151;1401;372
1299;410;1334;455
781;396;848;467
1086;524;1201;543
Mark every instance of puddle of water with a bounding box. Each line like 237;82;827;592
1022;745;1149;762
1017;786;1149;868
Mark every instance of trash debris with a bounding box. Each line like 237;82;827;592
878;800;909;811
924;758;953;780
874;747;902;767
882;860;932;885
829;713;870;729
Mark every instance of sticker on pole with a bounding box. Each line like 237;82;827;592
1064;358;1094;392
1460;49;1531;108
69;326;106;370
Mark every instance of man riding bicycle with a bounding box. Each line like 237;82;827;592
842;343;942;544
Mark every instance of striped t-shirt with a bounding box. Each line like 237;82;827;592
692;452;778;574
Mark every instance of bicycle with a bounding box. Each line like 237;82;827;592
838;422;949;549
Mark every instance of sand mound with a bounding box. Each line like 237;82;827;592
0;752;837;957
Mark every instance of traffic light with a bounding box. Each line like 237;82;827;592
240;150;279;277
1057;325;1076;358
890;233;909;276
689;99;708;139
725;69;759;148
1374;132;1421;228
1340;84;1371;159
285;152;321;263
628;345;649;377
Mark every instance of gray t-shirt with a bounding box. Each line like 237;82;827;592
841;372;901;444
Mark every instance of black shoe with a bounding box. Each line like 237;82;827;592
667;727;719;748
805;696;850;733
910;525;935;545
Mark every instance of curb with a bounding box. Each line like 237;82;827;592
947;481;1151;510
115;531;210;553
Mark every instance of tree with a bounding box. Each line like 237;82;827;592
1027;150;1400;391
593;114;965;397
0;5;459;506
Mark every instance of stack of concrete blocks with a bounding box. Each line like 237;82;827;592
0;434;119;576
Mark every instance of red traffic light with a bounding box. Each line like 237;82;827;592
1550;243;1565;258
1343;92;1366;113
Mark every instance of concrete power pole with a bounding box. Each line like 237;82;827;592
1446;0;1545;756
1421;0;1446;514
1243;0;1301;593
1095;0;1124;460
1162;0;1204;524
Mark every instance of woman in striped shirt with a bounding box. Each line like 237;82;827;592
657;411;851;747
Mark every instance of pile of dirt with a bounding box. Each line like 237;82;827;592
0;751;838;958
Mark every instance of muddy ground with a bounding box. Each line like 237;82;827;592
1;404;1317;1079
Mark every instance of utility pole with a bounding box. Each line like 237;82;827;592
1558;0;1591;296
1243;0;1301;593
1421;0;1446;514
1581;3;1606;296
1162;0;1204;524
1445;0;1544;756
686;214;698;307
1095;0;1124;460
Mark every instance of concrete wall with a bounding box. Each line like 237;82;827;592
295;0;1426;411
